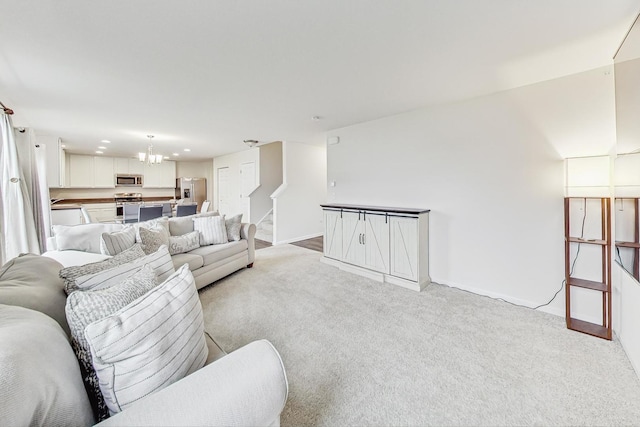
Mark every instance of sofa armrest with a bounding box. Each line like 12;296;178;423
95;339;288;427
241;223;256;265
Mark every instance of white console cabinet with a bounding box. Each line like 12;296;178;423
321;204;430;291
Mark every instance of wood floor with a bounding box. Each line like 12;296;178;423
255;236;323;253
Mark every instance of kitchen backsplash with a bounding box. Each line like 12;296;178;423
49;187;175;200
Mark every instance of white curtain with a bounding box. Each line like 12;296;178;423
0;112;45;265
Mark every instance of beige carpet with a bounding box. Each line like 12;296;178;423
199;244;640;426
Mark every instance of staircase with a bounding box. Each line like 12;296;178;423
255;211;273;243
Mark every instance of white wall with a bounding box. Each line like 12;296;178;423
326;66;615;316
251;142;283;223
212;148;259;217
274;142;326;244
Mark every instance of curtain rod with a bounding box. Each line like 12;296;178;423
0;101;14;115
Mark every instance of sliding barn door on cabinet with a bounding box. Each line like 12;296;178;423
323;210;343;260
390;216;419;281
342;211;365;267
363;213;390;273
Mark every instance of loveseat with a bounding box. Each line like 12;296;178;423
0;252;288;426
43;211;256;290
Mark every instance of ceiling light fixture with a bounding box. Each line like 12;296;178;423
101;140;111;144
98;146;106;149
184;148;191;152
244;139;259;148
138;135;163;165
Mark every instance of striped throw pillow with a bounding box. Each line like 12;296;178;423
65;264;159;421
193;215;228;245
85;264;208;415
100;226;136;256
72;245;174;293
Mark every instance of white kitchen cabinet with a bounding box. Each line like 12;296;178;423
42;136;66;188
68;154;115;188
50;207;83;225
321;204;430;292
143;160;176;188
115;157;144;175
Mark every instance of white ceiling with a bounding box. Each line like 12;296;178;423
1;1;638;160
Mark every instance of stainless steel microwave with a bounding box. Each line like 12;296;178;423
115;174;143;187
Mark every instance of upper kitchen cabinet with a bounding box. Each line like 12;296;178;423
42;136;66;188
68;154;115;188
115;157;144;175
143;160;176;188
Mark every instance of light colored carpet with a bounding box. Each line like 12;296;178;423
199;244;640;426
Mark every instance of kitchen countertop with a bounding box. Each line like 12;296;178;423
50;197;176;205
50;204;82;210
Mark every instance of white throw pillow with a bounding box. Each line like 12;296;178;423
169;210;220;236
85;264;208;415
168;230;200;255
53;223;124;254
72;245;175;292
100;226;136;256
193;215;228;245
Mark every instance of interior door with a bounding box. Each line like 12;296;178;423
217;167;231;215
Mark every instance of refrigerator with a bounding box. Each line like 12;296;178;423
176;177;207;211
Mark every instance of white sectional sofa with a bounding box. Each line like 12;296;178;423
44;212;256;290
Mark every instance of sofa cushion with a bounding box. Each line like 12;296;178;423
53;223;124;254
169;230;200;255
86;264;208;415
100;226;136;256
189;240;248;266
169;211;219;236
72;245;174;292
225;213;243;242
0;304;94;427
0;253;70;336
60;244;145;294
172;252;205;271
66;264;160;422
194;215;228;245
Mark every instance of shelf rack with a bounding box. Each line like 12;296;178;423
614;197;640;281
564;197;612;340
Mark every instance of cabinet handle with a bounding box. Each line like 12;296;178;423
362;234;365;245
359;233;362;244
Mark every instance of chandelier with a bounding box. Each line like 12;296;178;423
138;135;163;165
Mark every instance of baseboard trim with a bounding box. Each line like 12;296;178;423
274;232;323;245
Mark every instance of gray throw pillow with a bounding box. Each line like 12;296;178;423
60;244;145;295
225;213;243;242
139;226;170;255
168;230;200;255
65;264;159;422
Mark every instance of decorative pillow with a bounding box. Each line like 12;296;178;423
85;264;208;415
72;245;174;292
168;210;220;236
225;213;243;242
53;223;124;254
0;253;70;336
139;226;170;255
0;304;94;427
60;244;145;294
193;215;228;245
168;230;200;255
134;217;170;243
65;264;159;422
100;226;136;256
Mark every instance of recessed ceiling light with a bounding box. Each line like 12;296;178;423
184;148;191;152
164;156;170;159
61;144;66;148
173;153;180;156
98;146;106;150
101;140;111;144
95;151;103;154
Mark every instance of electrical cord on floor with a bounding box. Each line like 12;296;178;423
437;199;588;311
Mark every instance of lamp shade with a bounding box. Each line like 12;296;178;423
565;155;611;197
